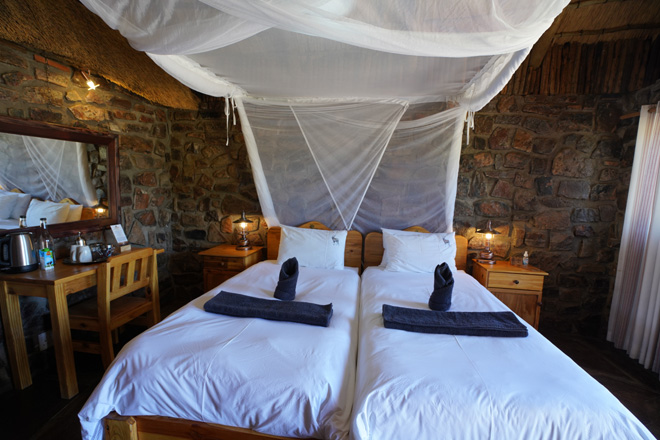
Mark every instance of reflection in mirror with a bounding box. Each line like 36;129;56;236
0;116;119;238
0;132;109;228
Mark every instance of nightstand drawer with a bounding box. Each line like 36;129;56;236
203;255;249;271
487;272;544;291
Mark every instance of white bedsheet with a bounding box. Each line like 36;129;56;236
79;261;361;440
352;267;654;440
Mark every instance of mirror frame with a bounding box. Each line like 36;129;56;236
0;115;120;238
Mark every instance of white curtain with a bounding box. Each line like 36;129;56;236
0;133;98;206
608;105;660;375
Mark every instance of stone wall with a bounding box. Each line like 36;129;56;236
0;41;262;392
168;97;264;300
456;81;660;335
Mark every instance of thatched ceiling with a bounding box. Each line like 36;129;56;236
530;0;660;67
0;0;199;110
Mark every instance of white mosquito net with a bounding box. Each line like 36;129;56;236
0;133;98;207
81;0;569;232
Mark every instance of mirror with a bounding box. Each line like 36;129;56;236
0;115;119;238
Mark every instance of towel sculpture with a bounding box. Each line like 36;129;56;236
204;257;334;326
382;263;527;337
274;257;299;301
428;262;453;311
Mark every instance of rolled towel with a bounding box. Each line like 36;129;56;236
428;262;453;311
383;304;528;337
274;257;299;301
205;291;333;327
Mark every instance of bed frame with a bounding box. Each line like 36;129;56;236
363;226;468;271
103;221;362;440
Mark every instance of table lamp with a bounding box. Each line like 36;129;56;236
233;211;253;250
476;220;499;264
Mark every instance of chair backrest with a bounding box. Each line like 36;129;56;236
98;247;157;303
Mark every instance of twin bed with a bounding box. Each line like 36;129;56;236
79;223;654;440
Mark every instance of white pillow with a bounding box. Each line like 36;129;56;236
277;225;347;270
0;189;31;219
382;228;457;273
0;191;18;220
65;204;83;222
25;199;70;227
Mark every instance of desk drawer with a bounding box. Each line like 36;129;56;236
488;272;544;291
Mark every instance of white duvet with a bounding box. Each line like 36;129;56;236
352;267;654;440
79;261;361;440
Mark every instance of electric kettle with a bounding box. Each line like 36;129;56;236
0;231;39;273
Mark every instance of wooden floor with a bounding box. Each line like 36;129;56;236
2;327;659;440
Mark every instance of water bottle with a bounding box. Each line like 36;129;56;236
38;217;55;270
522;251;529;266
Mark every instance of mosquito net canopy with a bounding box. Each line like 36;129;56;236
81;0;568;232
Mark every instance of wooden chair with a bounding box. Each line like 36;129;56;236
69;248;161;369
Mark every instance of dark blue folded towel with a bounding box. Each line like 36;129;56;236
274;257;299;301
204;291;333;327
382;304;528;337
428;262;453;311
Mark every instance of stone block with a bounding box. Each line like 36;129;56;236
111;110;136;120
2;71;32;86
571;208;599;223
497;95;517;113
557;112;593;132
489;127;513;150
595;101;622;133
0;47;29;69
558;274;588;287
599;168;618;181
504;152;529;169
474;115;493;135
474;200;511;218
29;108;62;124
184;229;206;240
512;224;525;247
577;239;596;258
574;225;596;237
551;148;594;178
136;210;156;226
512;173;533;189
512;129;533;152
592;138;623;159
135;172;157;187
177;198;196;211
454;200;474;217
529;158;548;175
589;184;616;201
121;135;153;153
549;231;574;251
532;138;555;155
133;188;150;210
558;180;590;199
524;229;547;247
491;180;514;199
469;172;488;197
513;189;536;211
534;176;554;196
522;117;552;134
534;210;571;229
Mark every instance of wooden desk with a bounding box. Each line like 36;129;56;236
0;248;163;399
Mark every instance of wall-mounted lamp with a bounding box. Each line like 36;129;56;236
233;211;253;250
81;70;99;90
476;220;499;264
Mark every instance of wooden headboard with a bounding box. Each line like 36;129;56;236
363;226;468;271
266;221;363;269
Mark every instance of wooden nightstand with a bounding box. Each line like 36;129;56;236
472;260;548;329
199;245;264;291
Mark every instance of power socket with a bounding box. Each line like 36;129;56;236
38;332;48;351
